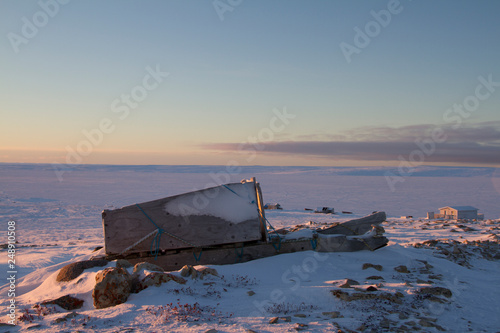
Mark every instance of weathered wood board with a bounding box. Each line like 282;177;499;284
122;234;389;271
317;211;386;236
103;179;267;256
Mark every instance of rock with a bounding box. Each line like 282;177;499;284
418;287;452;298
246;330;258;333
205;330;218;333
294;313;307;318
135;271;186;292
322;311;340;318
338;278;360;288
269;317;279;324
366;286;378;292
394;265;409;273
57;260;108;282
366;275;384;280
92;267;132;309
331;289;403;304
132;262;164;274
51;311;78;324
247;291;256;296
281;316;292;322
40;295;84;310
115;259;133;269
399;312;409;320
180;265;198;279
294;323;309;331
179;265;218;279
197;266;219;279
362;263;383;271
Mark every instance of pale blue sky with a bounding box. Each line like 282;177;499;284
1;0;499;166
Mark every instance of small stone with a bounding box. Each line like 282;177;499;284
338;278;360;288
362;263;383;271
366;275;384;280
294;313;307;318
281;316;291;322
394;265;409;273
269;317;279;324
294;323;309;331
197;267;219;279
366;286;378;292
322;311;340;318
399;312;409;320
205;330;218;333
395;291;404;298
247;291;255;296
246;330;258;333
418;287;452;298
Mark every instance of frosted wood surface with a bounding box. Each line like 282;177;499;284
103;182;264;255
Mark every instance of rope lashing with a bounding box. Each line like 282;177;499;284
223;184;256;204
193;248;203;262
310;237;318;251
135;204;197;259
235;244;245;263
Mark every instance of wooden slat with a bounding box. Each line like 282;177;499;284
317;211;387;236
120;235;389;271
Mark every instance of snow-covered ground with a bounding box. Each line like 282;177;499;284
0;164;499;332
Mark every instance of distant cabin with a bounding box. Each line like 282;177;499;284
264;203;282;210
427;206;484;220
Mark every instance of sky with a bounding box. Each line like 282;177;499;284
1;0;499;167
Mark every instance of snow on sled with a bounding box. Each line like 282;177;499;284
101;178;388;270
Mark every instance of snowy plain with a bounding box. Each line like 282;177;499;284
0;163;499;332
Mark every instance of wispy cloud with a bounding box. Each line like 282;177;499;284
201;122;500;165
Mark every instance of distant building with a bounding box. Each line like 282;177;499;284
264;203;282;210
428;206;484;220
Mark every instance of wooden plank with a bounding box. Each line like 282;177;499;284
118;235;389;271
317;211;387;236
103;181;265;255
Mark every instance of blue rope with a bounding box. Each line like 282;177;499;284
235;244;244;263
136;204;164;259
136;204;197;259
310;238;318;251
223;184;255;204
193;248;203;262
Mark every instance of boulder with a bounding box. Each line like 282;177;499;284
115;259;133;269
394;265;409;273
92;267;132;309
40;295;84;310
57;260;108;282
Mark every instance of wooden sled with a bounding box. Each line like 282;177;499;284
101;178;388;270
